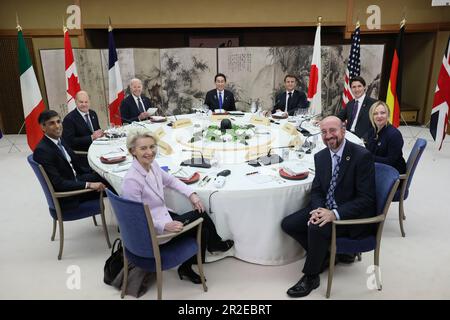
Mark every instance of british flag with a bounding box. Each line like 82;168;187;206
430;36;450;151
342;24;361;108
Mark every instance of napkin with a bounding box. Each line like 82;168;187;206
101;150;127;160
282;162;309;176
92;140;110;145
112;162;132;172
172;167;195;180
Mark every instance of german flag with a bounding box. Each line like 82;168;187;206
386;20;405;128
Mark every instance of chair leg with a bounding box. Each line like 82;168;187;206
92;215;98;226
121;254;128;299
399;198;406;237
51;219;57;241
374;247;382;291
99;195;111;248
156;268;163;300
357;253;362;261
57;220;64;260
326;253;337;298
197;247;208;293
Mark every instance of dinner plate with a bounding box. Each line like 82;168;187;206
178;172;200;184
100;156;127;164
279;168;309;180
150;116;167;123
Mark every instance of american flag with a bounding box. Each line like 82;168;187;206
342;24;361;108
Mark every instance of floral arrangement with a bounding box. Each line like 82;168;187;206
190;124;256;145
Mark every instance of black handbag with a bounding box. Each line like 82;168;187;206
104;238;124;285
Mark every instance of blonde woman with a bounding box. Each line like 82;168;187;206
121;128;234;284
367;101;406;173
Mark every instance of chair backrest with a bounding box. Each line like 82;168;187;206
375;163;400;216
106;189;156;258
27;155;56;210
404;138;427;192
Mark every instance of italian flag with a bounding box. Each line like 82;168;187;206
18;27;45;151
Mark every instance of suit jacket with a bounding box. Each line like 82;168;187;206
62;109;101;152
367;124;406;174
121;159;193;240
338;96;377;140
272;90;309;116
311;140;376;238
204;89;236;112
33;136;94;210
120;94;153;124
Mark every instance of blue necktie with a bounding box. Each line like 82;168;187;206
325;154;340;210
349;100;359;129
218;92;223;111
137;97;145;113
85;114;93;132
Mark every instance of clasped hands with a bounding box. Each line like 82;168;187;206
309;207;336;227
164;193;206;233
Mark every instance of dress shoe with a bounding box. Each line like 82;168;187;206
177;265;205;284
337;253;356;264
287;275;320;298
208;239;234;253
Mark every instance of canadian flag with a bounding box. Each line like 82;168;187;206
64;27;81;112
307;23;322;115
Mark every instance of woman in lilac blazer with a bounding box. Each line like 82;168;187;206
122;129;234;284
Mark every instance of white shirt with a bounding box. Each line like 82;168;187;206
350;93;366;132
133;95;146;112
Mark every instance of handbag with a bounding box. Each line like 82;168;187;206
104;238;124;285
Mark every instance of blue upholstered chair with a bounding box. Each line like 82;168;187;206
27;155;111;260
105;189;207;300
326;163;400;298
394;138;427;237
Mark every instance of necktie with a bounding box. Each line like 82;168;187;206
350;100;359;128
325;154;341;210
84;114;93;132
285;92;292;112
57;140;70;162
137;97;145;113
218;92;223;110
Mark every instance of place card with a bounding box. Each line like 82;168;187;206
249;115;270;126
154;127;166;139
157;140;173;155
172;118;193;129
281;122;298;135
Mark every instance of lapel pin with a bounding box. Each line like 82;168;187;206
346;156;350;161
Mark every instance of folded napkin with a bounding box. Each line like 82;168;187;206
172;167;195;180
101;151;127;160
112;162;132;172
273;111;287;117
92;140;110;145
282;162;309;176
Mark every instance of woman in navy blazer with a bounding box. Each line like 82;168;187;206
121;129;233;284
367;101;406;174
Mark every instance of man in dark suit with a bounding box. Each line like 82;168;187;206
338;76;377;141
120;78;154;124
272;74;309;116
62;90;104;152
33;110;108;211
204;73;236;112
281;116;376;298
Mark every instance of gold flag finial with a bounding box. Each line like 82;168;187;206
63;15;67;33
400;18;406;28
16;12;21;31
356;20;360;28
108;16;112;32
317;16;322;26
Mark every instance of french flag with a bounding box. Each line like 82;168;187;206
108;25;124;126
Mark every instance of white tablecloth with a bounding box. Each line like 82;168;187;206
88;113;362;265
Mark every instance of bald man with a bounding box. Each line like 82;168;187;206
281;116;376;298
62;90;104;152
119;78;154;124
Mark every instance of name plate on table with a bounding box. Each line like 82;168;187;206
210;114;230;121
289;135;302;148
249;116;270;126
172;118;192;129
154;127;166;139
282;122;298;136
157;140;173;155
